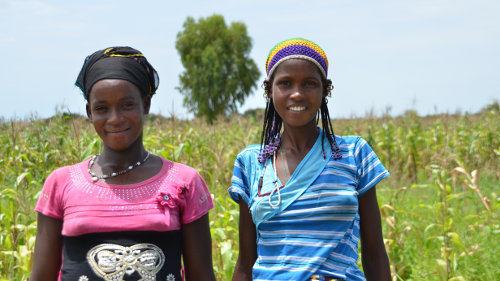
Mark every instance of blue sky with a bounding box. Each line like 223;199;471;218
1;0;499;119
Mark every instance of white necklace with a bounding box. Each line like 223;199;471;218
88;152;150;182
268;152;283;209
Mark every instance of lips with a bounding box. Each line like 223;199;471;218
106;128;130;134
288;105;307;112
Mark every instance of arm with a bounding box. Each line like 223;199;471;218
182;214;216;281
232;201;257;281
30;213;63;281
359;187;391;281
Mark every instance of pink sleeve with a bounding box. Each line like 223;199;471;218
181;172;214;224
35;168;66;220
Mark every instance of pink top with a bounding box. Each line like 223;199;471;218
35;157;214;237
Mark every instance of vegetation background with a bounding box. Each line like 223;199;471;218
0;102;498;281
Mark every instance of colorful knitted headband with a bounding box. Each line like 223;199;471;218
265;38;329;80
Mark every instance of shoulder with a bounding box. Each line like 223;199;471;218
334;135;363;146
160;157;204;184
37;160;86;212
237;144;261;156
333;135;365;152
232;144;263;173
44;159;87;185
47;166;70;179
235;144;261;162
331;135;378;163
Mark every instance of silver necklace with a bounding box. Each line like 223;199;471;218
88;152;151;182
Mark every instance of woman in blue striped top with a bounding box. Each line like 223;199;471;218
228;38;391;281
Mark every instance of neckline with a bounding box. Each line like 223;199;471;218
80;156;170;188
272;128;323;187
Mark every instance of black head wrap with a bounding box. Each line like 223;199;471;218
75;46;159;100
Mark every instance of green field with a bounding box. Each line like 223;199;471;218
0;107;498;281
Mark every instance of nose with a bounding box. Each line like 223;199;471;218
289;86;304;100
107;108;123;124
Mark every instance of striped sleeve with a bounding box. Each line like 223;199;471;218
354;137;389;195
227;153;251;205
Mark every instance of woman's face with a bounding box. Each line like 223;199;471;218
271;59;324;129
86;79;149;151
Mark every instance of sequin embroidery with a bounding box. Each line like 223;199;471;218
86;243;165;281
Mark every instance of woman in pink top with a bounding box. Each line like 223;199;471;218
30;47;216;281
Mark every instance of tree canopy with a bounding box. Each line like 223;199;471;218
175;14;260;122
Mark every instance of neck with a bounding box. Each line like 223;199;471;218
281;122;318;154
98;137;147;169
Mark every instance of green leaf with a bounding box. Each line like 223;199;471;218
447;232;464;250
436;258;448;281
174;143;184;160
448;276;466;281
15;172;29;187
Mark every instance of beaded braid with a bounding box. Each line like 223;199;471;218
319;81;342;160
258;81;283;163
257;79;341;163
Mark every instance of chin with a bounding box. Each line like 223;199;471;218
103;133;138;149
283;116;317;128
105;144;133;152
103;138;136;152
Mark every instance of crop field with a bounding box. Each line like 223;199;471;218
0;106;498;281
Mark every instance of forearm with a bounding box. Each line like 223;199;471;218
359;188;391;281
29;270;60;281
232;201;256;281
30;249;61;281
182;214;216;281
232;256;254;281
362;249;391;281
30;214;62;281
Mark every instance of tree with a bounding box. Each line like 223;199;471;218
176;14;260;123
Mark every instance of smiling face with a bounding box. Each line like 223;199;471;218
270;59;324;129
86;79;150;152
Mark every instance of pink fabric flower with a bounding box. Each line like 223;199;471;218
177;185;188;197
156;192;176;208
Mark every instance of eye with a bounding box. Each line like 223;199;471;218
93;106;107;113
304;79;320;88
122;102;136;110
276;79;292;88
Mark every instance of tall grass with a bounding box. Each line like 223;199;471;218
0;108;498;281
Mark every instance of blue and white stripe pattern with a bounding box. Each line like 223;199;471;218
228;136;389;281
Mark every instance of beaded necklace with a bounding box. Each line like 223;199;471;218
88;152;150;182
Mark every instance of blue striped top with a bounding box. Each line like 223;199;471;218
228;135;389;281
